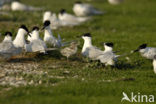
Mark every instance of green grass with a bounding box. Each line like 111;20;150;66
0;0;156;104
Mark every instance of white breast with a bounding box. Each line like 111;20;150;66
73;4;87;16
153;60;156;74
108;0;123;5
11;1;27;11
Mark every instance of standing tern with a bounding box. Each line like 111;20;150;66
0;32;22;59
73;1;104;16
43;20;66;48
81;33;104;60
13;25;30;48
25;26;47;53
3;32;12;42
27;26;41;42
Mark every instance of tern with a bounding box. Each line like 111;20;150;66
11;1;43;11
43;11;62;30
58;9;90;26
81;33;104;60
97;42;119;66
13;25;30;48
25;26;47;53
73;1;103;16
108;0;124;5
0;32;22;59
43;20;67;48
132;44;156;59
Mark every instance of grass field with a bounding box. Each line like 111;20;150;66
0;0;156;104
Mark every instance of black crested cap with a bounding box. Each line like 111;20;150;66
60;9;66;14
20;25;29;33
105;42;114;47
75;1;82;4
44;20;51;27
5;31;12;37
138;44;147;49
83;33;91;37
32;26;39;31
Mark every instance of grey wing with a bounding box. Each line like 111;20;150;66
97;52;114;63
87;47;104;60
148;48;156;58
31;40;46;52
150;48;156;53
0;42;21;58
0;42;15;53
84;4;96;12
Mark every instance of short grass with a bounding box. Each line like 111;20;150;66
0;0;156;104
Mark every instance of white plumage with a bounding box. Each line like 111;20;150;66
73;1;103;16
153;56;156;74
25;40;47;53
97;43;118;66
81;33;104;60
133;44;156;59
25;26;47;53
43;21;67;48
58;9;90;26
0;32;22;59
43;11;62;30
13;25;29;48
11;1;42;11
108;0;124;5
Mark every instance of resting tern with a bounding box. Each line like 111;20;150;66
11;1;42;11
97;42;119;66
108;0;124;5
132;44;156;59
43;11;62;30
73;1;103;16
58;9;90;26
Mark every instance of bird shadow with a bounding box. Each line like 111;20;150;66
115;60;144;70
7;50;62;63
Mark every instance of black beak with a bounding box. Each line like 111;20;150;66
42;26;46;30
28;32;31;37
133;49;139;53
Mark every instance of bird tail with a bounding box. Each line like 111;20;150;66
77;17;91;22
58;34;62;42
93;10;104;15
27;6;43;11
46;48;59;51
115;52;132;58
